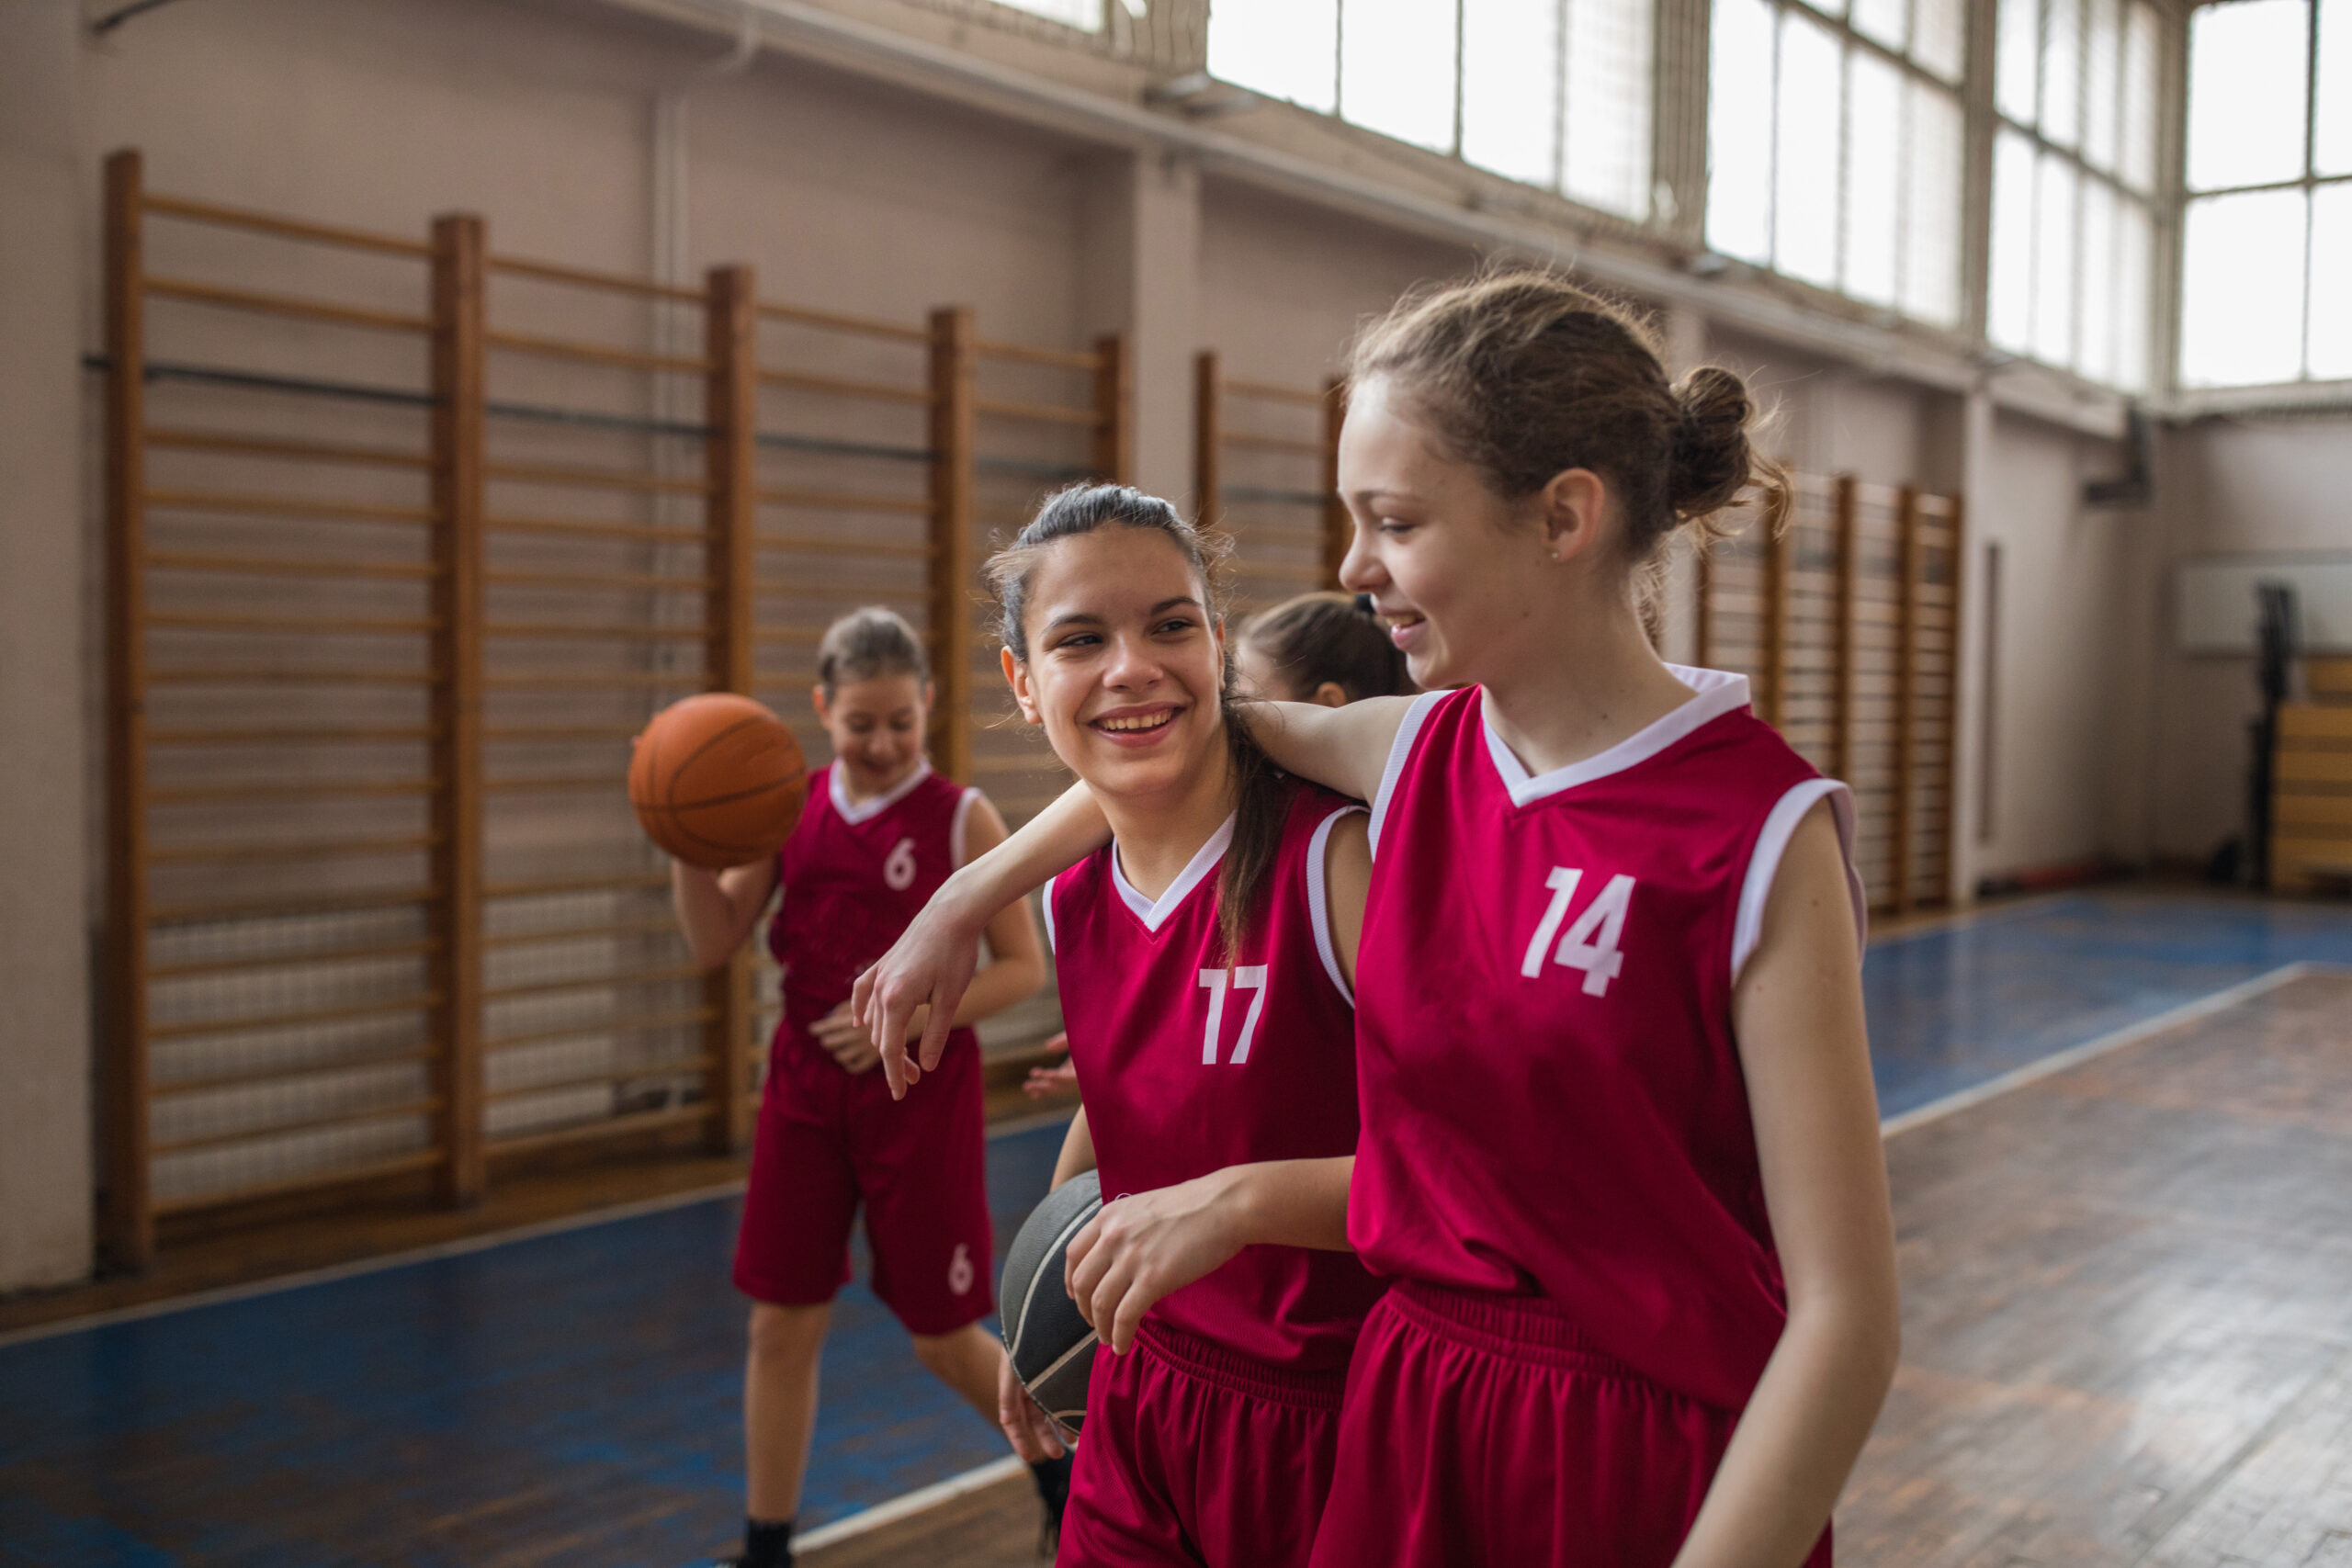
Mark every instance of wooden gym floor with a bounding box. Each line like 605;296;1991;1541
2;889;2348;1566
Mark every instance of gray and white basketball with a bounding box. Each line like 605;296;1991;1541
999;1170;1102;1435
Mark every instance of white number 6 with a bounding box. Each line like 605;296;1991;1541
884;836;918;891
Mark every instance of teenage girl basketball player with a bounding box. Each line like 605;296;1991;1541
670;607;1057;1568
857;274;1899;1566
983;485;1385;1568
1023;588;1410;1102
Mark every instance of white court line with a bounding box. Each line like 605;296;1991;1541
1878;961;2318;1139
791;1455;1030;1553
0;1108;1080;1351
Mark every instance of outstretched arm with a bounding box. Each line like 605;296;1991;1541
854;782;1112;1097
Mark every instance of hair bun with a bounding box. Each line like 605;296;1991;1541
1668;366;1756;520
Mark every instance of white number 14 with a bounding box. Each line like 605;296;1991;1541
1520;867;1636;996
1197;966;1270;1064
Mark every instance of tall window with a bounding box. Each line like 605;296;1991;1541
1705;0;1967;327
1985;0;2161;388
990;0;1105;28
2177;0;2352;387
1208;0;1657;222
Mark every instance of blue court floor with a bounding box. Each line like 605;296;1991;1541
3;889;2347;1568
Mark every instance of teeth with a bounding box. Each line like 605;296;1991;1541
1099;712;1172;732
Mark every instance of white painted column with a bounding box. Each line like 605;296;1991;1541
1944;383;1999;910
1078;149;1203;505
0;0;96;1289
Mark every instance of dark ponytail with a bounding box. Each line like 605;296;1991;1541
987;483;1287;962
1241;591;1415;702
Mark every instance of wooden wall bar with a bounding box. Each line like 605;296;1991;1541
1191;355;1345;615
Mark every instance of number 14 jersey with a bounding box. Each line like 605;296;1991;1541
1046;779;1385;1376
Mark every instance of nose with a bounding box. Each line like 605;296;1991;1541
1337;515;1383;595
1101;630;1164;693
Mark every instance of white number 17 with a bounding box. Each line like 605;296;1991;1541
1197;966;1270;1064
1519;867;1635;996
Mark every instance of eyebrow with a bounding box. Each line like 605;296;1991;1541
1346;487;1421;507
1042;595;1203;634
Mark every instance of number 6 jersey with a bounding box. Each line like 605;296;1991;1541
1349;670;1868;1415
1046;778;1386;1375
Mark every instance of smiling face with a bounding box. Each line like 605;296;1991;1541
1001;526;1227;805
812;671;930;798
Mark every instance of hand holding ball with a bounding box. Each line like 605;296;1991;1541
628;694;809;868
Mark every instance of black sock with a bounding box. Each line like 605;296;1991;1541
741;1516;795;1568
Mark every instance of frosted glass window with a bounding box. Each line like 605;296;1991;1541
1997;0;2041;122
1851;0;1905;51
1845;51;1904;305
1462;0;1561;187
1915;0;1966;79
1209;0;1340;112
2311;184;2352;377
2120;2;2160;190
2042;0;2082;148
2077;178;2118;380
2032;154;2079;367
1989;131;2038;351
2187;0;2310;191
1903;82;1964;324
1776;12;1845;287
2114;197;2151;389
2180;189;2310;385
994;0;1102;28
1341;0;1460;152
2082;0;2120;172
2319;0;2352;175
1708;0;1780;262
1564;0;1656;218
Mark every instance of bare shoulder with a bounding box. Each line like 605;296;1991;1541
959;788;1011;863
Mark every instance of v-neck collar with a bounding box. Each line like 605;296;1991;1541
1479;664;1751;807
1109;814;1235;932
830;759;931;826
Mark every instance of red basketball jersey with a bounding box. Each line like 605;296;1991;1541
770;761;982;1050
1349;670;1866;1414
1046;780;1385;1375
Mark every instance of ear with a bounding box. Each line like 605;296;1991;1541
1536;468;1611;564
1001;647;1042;725
810;684;831;724
1310;681;1350;709
920;680;936;712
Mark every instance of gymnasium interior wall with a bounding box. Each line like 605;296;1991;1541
0;0;2333;1290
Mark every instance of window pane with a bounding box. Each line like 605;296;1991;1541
2032;153;2079;365
2077;177;2118;379
995;0;1102;28
1846;51;1903;304
1997;0;2041;122
1463;0;1560;187
1776;13;1845;287
1903;81;1965;324
1990;130;2038;351
1564;0;1655;217
2187;0;2311;192
2043;0;2082;147
1914;0;1965;77
2311;182;2352;376
2114;197;2152;388
2180;188;2309;385
2120;2;2161;190
1209;0;1339;112
1853;0;1907;51
2320;0;2352;175
1708;0;1779;262
2083;0;2120;171
1340;0;1460;152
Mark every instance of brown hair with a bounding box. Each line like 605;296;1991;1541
1241;592;1414;703
988;483;1284;962
1346;268;1781;561
815;606;930;698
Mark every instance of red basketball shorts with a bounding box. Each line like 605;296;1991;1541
731;1023;992;1337
1061;1318;1349;1568
1308;1280;1832;1568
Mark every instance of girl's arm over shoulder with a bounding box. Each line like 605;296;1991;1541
1675;800;1899;1568
1245;694;1419;807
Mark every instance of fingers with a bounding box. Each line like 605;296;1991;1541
1064;1213;1104;1322
851;964;876;1029
917;1001;956;1075
1088;1256;1137;1354
997;1356;1063;1462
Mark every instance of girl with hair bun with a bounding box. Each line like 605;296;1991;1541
861;272;1896;1568
1234;591;1416;707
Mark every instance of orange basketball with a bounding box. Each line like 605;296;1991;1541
628;694;809;869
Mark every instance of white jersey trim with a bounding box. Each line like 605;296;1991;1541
830;759;933;826
1481;665;1753;808
1733;778;1868;985
1367;690;1448;861
1305;805;1365;1006
950;786;981;871
1041;874;1059;954
1110;814;1236;932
